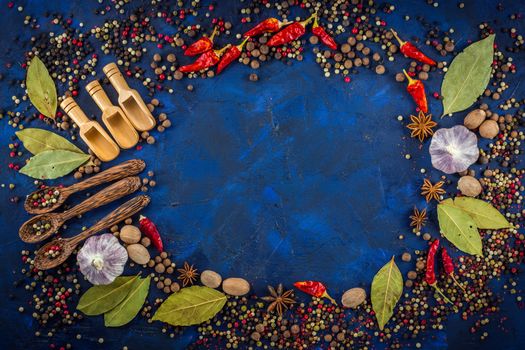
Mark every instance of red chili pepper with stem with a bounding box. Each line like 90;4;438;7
217;37;250;75
179;44;231;73
390;29;436;66
311;15;337;50
403;69;428;113
294;281;336;304
441;247;466;292
425;239;453;305
139;215;163;252
267;13;316;47
184;26;218;56
244;18;291;37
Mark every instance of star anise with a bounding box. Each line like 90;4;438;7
421;178;446;202
260;284;296;316
407;111;437;142
410;207;427;232
177;262;199;287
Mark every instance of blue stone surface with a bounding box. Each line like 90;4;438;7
0;0;524;349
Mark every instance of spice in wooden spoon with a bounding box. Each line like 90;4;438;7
24;159;146;214
33;195;150;270
19;176;142;243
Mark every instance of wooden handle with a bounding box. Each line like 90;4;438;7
65;159;146;194
59;177;141;221
70;195;150;246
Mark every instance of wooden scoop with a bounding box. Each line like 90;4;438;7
33;195;150;270
60;96;120;162
86;80;139;149
19;176;141;243
103;63;156;132
24;159;146;214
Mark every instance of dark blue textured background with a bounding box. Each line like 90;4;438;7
0;0;524;349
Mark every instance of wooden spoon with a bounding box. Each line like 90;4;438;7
19;176;141;243
33;195;150;270
24;159;145;215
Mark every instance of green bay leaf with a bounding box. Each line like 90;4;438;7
441;34;495;116
152;286;227;326
452;197;511;229
437;201;483;256
77;275;139;316
104;276;150;327
371;257;403;331
26;56;57;119
19;150;90;180
16;128;84;155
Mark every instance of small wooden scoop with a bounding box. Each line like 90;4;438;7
19;176;141;243
61;96;120;162
86;80;139;149
103;63;156;132
33;195;150;270
24;159;146;215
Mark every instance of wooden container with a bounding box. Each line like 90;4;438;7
60;97;120;162
86;80;139;149
103;63;156;131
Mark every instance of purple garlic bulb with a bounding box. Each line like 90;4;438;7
429;125;479;174
77;234;128;285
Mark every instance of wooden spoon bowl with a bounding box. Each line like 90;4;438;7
24;159;146;214
19;176;142;243
33;195;150;270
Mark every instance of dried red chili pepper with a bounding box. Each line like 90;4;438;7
267;14;316;47
391;29;436;66
184;27;218;56
216;37;250;75
139;215;163;252
403;69;428;113
311;16;337;50
441;247;466;292
294;281;336;304
244;18;290;37
179;45;231;73
425;239;453;304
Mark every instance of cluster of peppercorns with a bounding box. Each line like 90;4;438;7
16;251;83;334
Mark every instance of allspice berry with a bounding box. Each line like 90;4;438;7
458;175;482;197
464;109;486;130
479;119;499;139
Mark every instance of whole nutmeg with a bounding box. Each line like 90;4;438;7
119;225;141;244
458;175;482;197
479;119;499;139
464;109;486;130
200;270;222;289
127;244;150;265
222;277;250;296
341;287;366;308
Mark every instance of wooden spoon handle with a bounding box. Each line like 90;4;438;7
59;177;142;221
69;195;150;246
64;159;145;195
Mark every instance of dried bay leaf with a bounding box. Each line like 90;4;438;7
152;286;227;326
16;128;84;155
441;34;495;116
438;199;483;256
26;56;57;119
451;197;511;229
371;257;403;330
19;150;90;179
77;275;139;316
104;276;150;327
